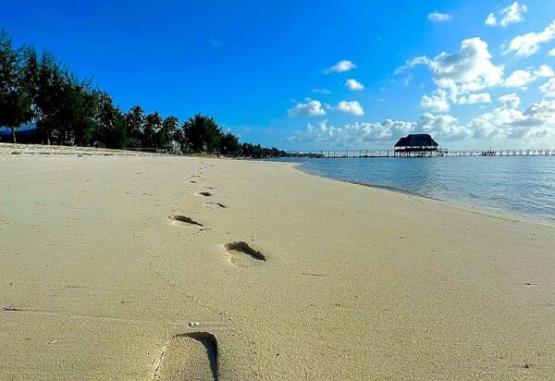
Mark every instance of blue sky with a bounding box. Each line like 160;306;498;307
3;0;555;149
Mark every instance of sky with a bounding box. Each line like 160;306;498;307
3;0;555;150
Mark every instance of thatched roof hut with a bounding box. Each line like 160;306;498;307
394;134;438;150
394;134;441;157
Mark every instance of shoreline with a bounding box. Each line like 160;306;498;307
289;159;555;226
3;142;553;226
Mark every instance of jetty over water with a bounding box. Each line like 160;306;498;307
286;148;555;158
288;133;555;158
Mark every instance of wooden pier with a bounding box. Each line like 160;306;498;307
286;148;555;158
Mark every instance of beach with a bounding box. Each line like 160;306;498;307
1;145;554;380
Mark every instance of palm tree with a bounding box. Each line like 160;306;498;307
183;114;222;153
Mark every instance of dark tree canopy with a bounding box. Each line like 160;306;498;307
0;32;34;142
183;114;222;153
0;30;285;157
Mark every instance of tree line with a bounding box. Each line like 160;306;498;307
0;31;285;158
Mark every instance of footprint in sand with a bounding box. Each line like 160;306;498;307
224;241;266;267
203;202;227;210
168;215;204;227
198;192;212;197
154;332;218;381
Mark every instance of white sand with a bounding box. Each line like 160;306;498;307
1;145;554;380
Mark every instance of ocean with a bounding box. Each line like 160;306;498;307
277;156;555;223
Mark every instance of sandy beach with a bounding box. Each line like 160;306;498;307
1;145;554;381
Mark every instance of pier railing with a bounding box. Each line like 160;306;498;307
285;148;555;158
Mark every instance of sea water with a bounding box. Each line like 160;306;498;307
280;156;555;222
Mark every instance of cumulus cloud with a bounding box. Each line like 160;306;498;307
411;38;503;91
505;69;534;88
428;12;452;23
417;113;470;140
549;48;555;57
288;114;469;145
485;2;527;27
288;120;414;145
506;20;555;57
421;90;451;112
498;93;522;108
324;60;357;74
470;98;555;139
458;92;492;105
345;78;364;91
504;65;554;88
420;88;493;112
536;64;555;77
399;38;504;111
288;100;326;117
337;100;365;116
398;38;554;112
289;97;555;145
539;78;555;97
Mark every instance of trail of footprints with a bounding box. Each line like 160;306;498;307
156;163;266;380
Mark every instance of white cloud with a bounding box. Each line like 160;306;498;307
416;113;470;140
288;114;470;145
288;100;326;117
504;65;554;88
485;13;497;26
428;12;452;23
324;60;357;74
412;37;506;110
505;69;534;88
337;100;365;116
535;64;554;77
421;88;491;111
498;93;522;108
485;2;527;27
470;98;555;139
421;90;451;112
312;88;332;95
549;48;555;56
539;78;555;97
288;120;414;145
507;20;555;57
289;97;555;145
458;92;492;105
395;56;431;74
399;37;504;102
424;38;504;91
345;78;364;91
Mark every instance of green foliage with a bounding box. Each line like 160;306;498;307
220;132;241;156
0;32;34;142
183;114;222;153
159;115;179;148
93;92;127;148
0;30;285;157
124;105;145;148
